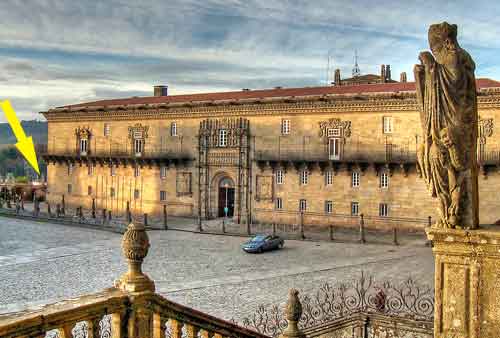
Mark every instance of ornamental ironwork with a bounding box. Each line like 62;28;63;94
241;272;434;337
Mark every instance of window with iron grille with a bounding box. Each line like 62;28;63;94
281;119;290;135
300;170;308;185
134;189;140;199
160;190;167;201
351;202;359;216
379;203;389;217
67;184;72;194
134;139;144;156
110;165;116;177
80;139;88;155
299;199;307;212
276;197;283;210
88;164;94;176
160;166;167;179
383;116;393;134
218;129;227;147
325;200;333;214
110;187;115;198
380;172;389;188
134;166;140;177
104;123;110;137
88;185;92;196
171;122;177;136
352;171;360;187
276;169;284;185
325;170;333;185
68;163;73;175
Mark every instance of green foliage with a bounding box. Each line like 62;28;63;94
15;176;28;183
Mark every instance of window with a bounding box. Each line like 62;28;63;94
281;119;290;135
218;129;227;147
299;199;307;212
351;202;359;216
68;163;73;176
325;200;333;214
325;170;333;185
379;203;389;217
380;172;389;188
104;123;110;137
300;170;308;185
79;138;88;155
67;184;72;194
110;165;116;177
171;122;177;136
328;138;341;160
276;169;284;185
88;185;92;196
134;166;140;177
110;187;115;198
160;190;167;201
134;139;144;156
88;164;94;176
160;166;167;179
383;116;393;134
352;171;360;187
327;128;341;137
276;197;283;210
134;189;140;199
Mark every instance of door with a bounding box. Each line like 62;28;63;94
218;187;235;217
328;138;341;160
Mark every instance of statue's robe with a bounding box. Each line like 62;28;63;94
415;49;478;226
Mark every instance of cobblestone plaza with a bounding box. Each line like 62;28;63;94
0;216;434;323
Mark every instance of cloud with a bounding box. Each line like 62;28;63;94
0;0;498;122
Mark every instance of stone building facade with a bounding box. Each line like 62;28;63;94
42;77;500;229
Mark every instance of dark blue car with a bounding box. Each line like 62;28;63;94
242;234;284;253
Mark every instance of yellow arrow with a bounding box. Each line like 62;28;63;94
1;100;40;175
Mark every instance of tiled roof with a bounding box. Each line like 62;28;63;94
60;78;500;109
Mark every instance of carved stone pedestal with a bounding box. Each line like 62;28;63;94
426;227;500;338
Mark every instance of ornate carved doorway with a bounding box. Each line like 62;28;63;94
218;177;235;217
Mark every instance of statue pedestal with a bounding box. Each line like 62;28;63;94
426;227;500;338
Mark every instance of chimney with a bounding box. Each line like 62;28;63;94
385;65;391;81
400;72;407;83
154;85;168;97
380;65;386;83
334;69;341;86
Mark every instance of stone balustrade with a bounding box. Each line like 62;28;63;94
0;222;270;338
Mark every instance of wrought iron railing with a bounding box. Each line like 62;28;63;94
241;272;434;337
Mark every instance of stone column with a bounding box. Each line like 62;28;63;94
426;227;500;338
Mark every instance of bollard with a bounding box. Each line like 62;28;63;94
56;203;61;217
197;216;203;232
108;210;112;222
102;209;107;224
91;198;96;219
47;203;52;217
330;224;334;241
393;227;399;246
144;213;148;227
273;223;276;236
359;214;366;244
163;204;168;230
126;201;132;223
61;195;65;215
222;217;226;233
300;211;305;240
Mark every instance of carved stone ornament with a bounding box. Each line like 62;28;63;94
114;222;155;293
280;289;305;338
479;117;494;145
128;123;149;140
75;126;92;139
176;172;192;196
318;118;351;138
414;22;479;229
256;175;273;201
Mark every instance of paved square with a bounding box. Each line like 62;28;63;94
0;216;434;323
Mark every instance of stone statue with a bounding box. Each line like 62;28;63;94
414;22;479;229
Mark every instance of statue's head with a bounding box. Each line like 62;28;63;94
428;22;459;64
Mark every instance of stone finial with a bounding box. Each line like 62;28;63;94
280;289;305;338
400;71;407;83
334;68;341;86
385;64;391;81
380;64;386;83
115;223;155;293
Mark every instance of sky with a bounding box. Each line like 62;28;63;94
0;0;500;122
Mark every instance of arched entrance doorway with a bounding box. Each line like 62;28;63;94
218;177;235;217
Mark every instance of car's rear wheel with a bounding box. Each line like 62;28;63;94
258;247;263;253
279;243;284;249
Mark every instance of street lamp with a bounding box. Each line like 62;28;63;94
222;182;229;233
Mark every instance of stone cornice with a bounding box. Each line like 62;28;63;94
41;89;500;122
